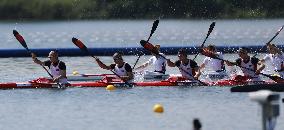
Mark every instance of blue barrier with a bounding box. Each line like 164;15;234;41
1;45;283;57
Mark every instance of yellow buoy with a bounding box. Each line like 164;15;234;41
72;71;79;75
153;104;164;113
106;85;116;91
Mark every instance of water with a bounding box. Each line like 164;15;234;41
0;20;284;130
1;19;284;49
0;87;247;130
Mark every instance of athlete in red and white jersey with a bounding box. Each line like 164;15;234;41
167;48;200;80
261;43;284;78
32;51;68;85
226;48;265;82
199;45;227;80
135;44;167;74
95;52;133;82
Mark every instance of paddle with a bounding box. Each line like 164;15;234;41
13;30;63;88
71;37;96;58
132;19;159;69
140;40;208;86
252;25;284;57
192;22;216;60
132;53;142;70
72;37;128;82
201;50;284;82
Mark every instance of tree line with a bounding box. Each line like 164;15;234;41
0;0;283;20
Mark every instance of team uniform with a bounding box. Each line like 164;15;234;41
235;57;262;81
202;52;227;79
174;59;198;80
110;62;133;82
263;53;284;78
44;60;68;84
141;53;168;80
146;53;167;74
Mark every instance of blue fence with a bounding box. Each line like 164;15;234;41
1;45;283;57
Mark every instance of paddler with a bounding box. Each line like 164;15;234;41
260;43;284;79
94;52;134;82
135;44;167;75
167;48;201;80
31;51;69;85
225;47;265;82
199;44;227;80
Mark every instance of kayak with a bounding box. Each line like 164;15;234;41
45;74;114;81
211;74;278;86
0;76;207;89
0;82;58;89
0;75;281;90
46;72;171;81
202;71;228;81
139;71;170;80
53;72;225;82
0;80;205;89
2;80;283;91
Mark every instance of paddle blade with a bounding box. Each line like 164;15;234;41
140;40;159;55
207;22;215;36
198;21;216;49
13;30;28;49
72;37;88;52
151;20;159;34
147;19;159;42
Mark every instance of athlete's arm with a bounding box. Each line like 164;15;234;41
31;53;44;65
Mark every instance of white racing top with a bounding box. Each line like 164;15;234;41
147;53;167;73
263;53;284;78
203;52;225;72
263;53;284;71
